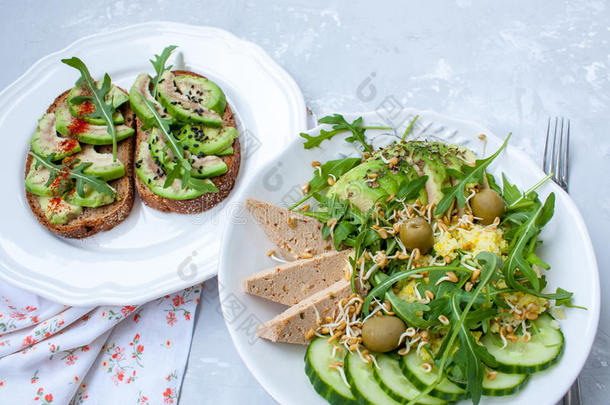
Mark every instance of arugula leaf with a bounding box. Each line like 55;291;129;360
141;99;216;193
396;175;428;201
537;192;555;227
501;173;522;205
506;172;553;211
503;193;571;300
435;134;511;216
409;252;501;405
30;152;115;198
300;114;390;151
61;57;118;160
486;173;502;194
362;265;470;317
289;157;361;209
333;221;356;250
401;115;419;142
451;301;485;405
387;290;432;329
150;45;178;99
504;200;545;291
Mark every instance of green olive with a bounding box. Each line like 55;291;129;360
471;189;505;225
399;216;434;253
362;316;406;353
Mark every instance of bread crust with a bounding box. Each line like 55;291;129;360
24;89;136;238
134;70;241;214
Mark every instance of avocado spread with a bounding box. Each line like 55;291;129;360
129;46;239;201
26;64;133;225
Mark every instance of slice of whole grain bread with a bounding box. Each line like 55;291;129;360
134;70;241;214
24;89;136;238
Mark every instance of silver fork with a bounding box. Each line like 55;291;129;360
544;117;580;405
543;117;570;192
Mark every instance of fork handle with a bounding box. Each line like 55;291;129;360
560;379;582;405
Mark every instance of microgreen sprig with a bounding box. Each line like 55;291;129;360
141;99;218;194
30;151;115;198
300;114;391;151
150;45;178;99
61;57;118;160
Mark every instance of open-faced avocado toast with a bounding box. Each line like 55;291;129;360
129;45;240;214
24;58;136;238
242;114;578;405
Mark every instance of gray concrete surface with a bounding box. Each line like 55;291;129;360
1;1;608;404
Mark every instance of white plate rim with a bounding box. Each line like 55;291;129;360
0;21;307;305
219;108;600;405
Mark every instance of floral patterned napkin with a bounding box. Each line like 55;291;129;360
0;281;203;405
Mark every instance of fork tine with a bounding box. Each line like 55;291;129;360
558;117;564;183
543;117;551;174
562;119;570;190
552;117;559;182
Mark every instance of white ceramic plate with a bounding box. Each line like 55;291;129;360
0;22;307;305
219;110;600;405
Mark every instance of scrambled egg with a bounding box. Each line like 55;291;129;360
500;291;548;314
433;223;508;261
397;279;420;302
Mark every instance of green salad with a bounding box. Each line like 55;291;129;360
293;114;578;405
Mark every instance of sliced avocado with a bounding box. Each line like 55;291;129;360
327;159;388;212
30;113;81;160
156;71;223;127
401;142;448;205
67;85;125;125
174;74;226;116
129;73;173;125
55;105;135;145
436;142;476;167
146;129;228;179
64;184;116;208
64;145;125;181
38;196;83;225
373;145;427;203
177;124;237;156
25;164;67;197
216;145;234;156
147;127;176;168
189;155;228;178
135;140;208;200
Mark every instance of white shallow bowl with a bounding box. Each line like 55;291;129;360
219;110;600;405
0;22;307;305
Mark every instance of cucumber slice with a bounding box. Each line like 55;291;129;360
344;351;402;405
304;338;356;405
448;366;529;397
400;352;467;401
373;354;447;405
481;371;529;396
481;314;564;374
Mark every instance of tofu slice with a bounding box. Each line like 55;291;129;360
246;198;334;261
256;279;367;345
243;249;353;305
